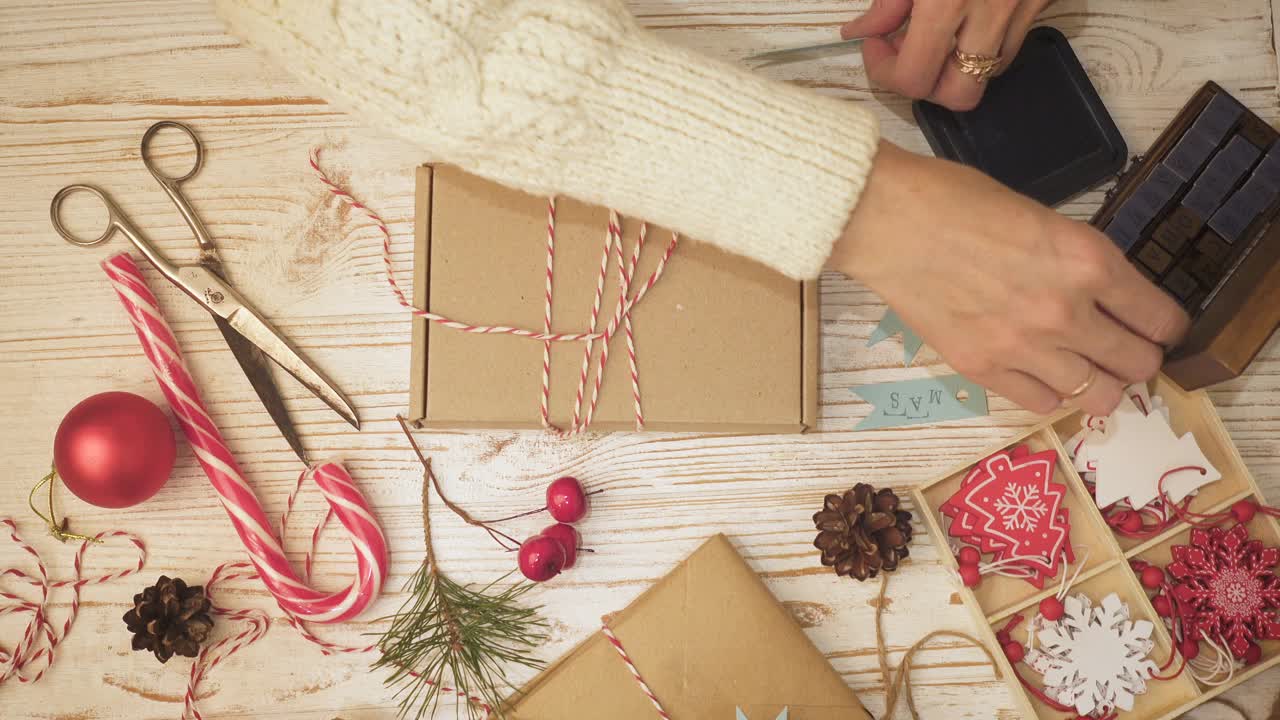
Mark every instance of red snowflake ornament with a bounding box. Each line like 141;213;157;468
1168;524;1280;660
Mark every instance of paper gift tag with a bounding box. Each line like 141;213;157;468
867;308;924;367
1089;395;1221;509
852;374;987;430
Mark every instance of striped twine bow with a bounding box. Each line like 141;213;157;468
0;518;145;687
309;149;678;435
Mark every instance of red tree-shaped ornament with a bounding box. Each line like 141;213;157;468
1168;524;1280;661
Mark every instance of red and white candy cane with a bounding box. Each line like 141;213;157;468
101;252;389;624
0;518;145;686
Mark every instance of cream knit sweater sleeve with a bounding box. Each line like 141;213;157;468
214;0;881;279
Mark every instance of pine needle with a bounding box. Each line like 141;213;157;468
374;417;548;719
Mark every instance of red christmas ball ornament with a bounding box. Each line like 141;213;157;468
53;392;175;509
957;547;981;566
541;523;581;569
1140;566;1165;590
1153;595;1173;617
1179;637;1200;661
1231;500;1257;524
546;476;589;523
1003;641;1025;663
1039;596;1065;622
959;564;981;588
518;534;566;582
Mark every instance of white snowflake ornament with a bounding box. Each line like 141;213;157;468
1036;593;1159;717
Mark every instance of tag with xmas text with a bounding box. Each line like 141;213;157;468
853;375;988;430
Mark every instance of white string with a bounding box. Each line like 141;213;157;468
1188;634;1238;686
1025;549;1084;656
1055;548;1090;602
977;554;1045;579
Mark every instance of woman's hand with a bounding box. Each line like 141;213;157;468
843;0;1054;110
830;142;1190;417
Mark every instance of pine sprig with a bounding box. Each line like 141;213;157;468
376;417;548;719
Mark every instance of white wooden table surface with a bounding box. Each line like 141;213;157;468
1;2;1278;719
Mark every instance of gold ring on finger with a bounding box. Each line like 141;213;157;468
1062;364;1098;402
953;49;1002;83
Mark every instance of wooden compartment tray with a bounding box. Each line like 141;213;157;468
912;376;1280;720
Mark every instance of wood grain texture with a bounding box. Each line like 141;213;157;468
0;1;1276;718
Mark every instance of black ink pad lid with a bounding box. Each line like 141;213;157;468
912;26;1127;208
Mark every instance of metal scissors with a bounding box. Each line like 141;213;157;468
744;36;868;67
50;121;359;463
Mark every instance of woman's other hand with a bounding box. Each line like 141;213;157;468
830;143;1190;417
843;0;1054;111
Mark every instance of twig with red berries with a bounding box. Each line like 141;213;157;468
373;418;548;720
394;417;601;582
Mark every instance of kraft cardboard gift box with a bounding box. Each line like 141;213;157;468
409;166;819;432
501;534;872;719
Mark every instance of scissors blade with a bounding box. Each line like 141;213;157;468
744;36;867;66
198;256;309;464
211;315;310;464
173;263;359;430
224;307;361;431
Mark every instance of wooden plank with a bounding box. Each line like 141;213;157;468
0;1;1276;718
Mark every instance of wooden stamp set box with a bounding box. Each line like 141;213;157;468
912;377;1279;720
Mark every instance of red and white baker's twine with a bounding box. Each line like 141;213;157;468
601;616;671;719
308;148;678;435
0;520;145;687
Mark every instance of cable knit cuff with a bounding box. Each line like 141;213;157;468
579;31;881;280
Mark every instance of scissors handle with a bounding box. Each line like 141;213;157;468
140;120;215;254
50;184;182;282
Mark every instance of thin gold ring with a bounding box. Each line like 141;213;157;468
1062;364;1098;401
953;49;1002;82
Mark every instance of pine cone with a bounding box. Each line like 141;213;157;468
123;575;214;663
813;484;913;581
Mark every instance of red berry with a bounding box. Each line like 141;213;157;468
957;547;980;566
1119;512;1144;534
1003;642;1025;663
959;564;981;588
1039;596;1065;622
546;476;588;523
1153;595;1172;617
1141;566;1165;589
1244;642;1262;665
541;523;581;569
518;534;566;582
1231;500;1257;524
1179;637;1200;661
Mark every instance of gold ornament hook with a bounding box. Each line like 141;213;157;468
28;465;102;544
